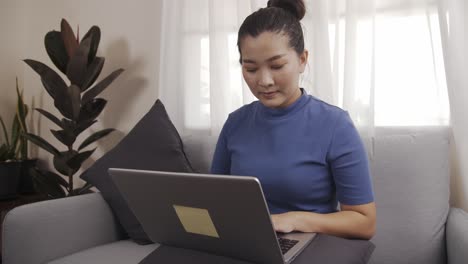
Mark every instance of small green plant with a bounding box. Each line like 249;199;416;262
23;19;123;198
0;79;29;162
0;117;17;162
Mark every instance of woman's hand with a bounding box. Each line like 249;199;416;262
271;212;297;233
270;202;376;239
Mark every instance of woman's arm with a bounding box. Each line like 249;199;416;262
271;202;376;240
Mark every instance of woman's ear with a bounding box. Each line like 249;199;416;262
299;50;308;73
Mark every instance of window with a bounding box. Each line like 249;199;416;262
178;1;449;131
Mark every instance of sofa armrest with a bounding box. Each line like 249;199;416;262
2;192;126;264
447;207;468;264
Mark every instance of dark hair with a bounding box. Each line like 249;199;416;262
237;0;306;63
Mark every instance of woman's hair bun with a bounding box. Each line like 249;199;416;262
267;0;306;20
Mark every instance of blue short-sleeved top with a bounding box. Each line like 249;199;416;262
210;89;374;214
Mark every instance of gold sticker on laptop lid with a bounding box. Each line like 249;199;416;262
173;205;220;238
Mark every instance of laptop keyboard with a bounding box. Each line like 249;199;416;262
278;238;299;254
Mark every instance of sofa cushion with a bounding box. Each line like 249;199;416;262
182;135;218;173
447;207;468;264
80;100;194;244
47;240;159;264
139;234;375;264
368;128;450;264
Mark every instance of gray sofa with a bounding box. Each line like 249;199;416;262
3;127;468;264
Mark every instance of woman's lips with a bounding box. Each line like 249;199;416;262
261;91;277;99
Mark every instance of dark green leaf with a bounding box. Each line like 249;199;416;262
23;133;60;156
76;182;94;194
0;117;10;146
38;79;72;119
74;119;97;136
19;134;28;160
23;59;68;101
82;57;104;91
66;37;91;87
66;149;95;172
41;169;69;188
51;129;76;147
24;60;70;119
53;150;77;176
0;145;9;161
61;19;78;59
78;98;107;123
31;168;66;199
60;118;75;131
82;69;124;103
53;84;81;120
35;108;64;129
81;26;101;65
16;80;29;160
51;94;73;119
45;30;69;74
67;84;82;120
78;128;114;150
16;81;27;133
11;116;20;153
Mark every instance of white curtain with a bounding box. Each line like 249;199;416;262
159;0;449;138
438;0;468;210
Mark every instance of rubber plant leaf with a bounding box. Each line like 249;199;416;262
81;57;104;91
74;119;97;137
51;129;77;147
53;150;77;176
23;133;60;156
78;98;107;123
81;26;101;65
41;169;69;188
45;30;68;74
23;59;67;101
35;108;64;129
76;182;94;195
66;148;96;173
31;168;66;199
61;19;78;59
82;69;124;103
78;128;114;151
66;37;92;88
66;84;82;120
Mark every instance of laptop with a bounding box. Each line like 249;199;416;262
109;168;316;264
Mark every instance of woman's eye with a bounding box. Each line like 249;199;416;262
271;65;284;70
246;68;257;73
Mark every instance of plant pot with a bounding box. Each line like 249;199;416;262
0;161;21;200
19;159;38;194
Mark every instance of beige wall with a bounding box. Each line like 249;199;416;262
0;0;162;186
0;0;27;133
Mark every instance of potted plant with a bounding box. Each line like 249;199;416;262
23;18;123;198
13;78;39;194
0;81;30;199
0;122;21;199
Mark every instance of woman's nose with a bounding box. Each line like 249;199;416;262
258;70;274;87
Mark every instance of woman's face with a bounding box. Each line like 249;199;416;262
240;31;308;109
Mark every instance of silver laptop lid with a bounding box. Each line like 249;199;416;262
109;168;286;264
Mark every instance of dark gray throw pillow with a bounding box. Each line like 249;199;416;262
80;99;194;245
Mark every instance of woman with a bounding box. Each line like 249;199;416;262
211;0;376;240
